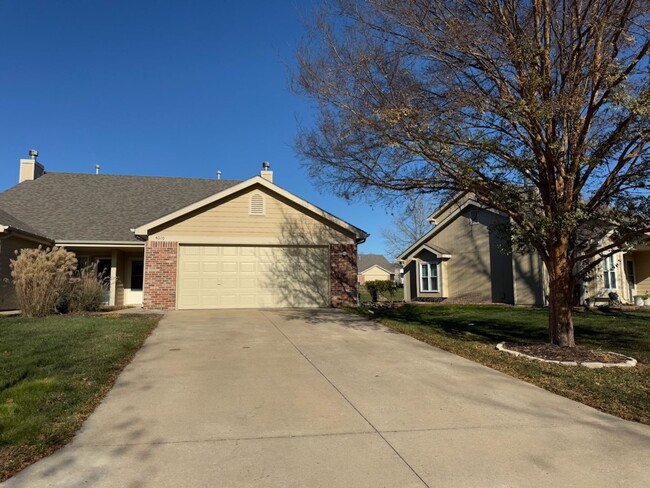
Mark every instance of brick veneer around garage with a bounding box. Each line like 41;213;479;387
330;243;358;307
143;241;178;310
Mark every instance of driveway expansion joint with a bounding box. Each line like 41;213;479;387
71;430;380;448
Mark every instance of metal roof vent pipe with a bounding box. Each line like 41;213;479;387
260;161;273;183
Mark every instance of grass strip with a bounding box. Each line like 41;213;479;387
0;314;161;481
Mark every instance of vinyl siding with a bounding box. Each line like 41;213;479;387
403;206;546;305
513;253;544;305
151;186;355;245
428;208;511;303
361;266;391;283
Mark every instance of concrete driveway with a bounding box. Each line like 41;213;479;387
4;309;650;487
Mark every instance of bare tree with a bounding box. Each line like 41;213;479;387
382;197;435;259
296;0;650;347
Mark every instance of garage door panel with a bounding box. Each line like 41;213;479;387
181;261;200;272
178;245;329;309
219;276;238;288
239;262;256;273
222;262;237;273
202;262;219;273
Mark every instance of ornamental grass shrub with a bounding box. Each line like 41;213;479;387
10;246;77;317
66;263;107;313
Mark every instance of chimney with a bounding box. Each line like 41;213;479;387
19;150;45;183
260;161;273;183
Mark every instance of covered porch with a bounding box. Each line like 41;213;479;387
59;243;145;307
626;246;650;304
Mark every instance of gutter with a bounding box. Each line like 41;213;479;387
55;240;145;248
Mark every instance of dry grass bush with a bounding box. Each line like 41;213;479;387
66;263;107;313
10;246;77;317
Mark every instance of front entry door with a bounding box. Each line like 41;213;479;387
125;258;144;305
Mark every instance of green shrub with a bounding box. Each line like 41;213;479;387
10;247;77;317
365;280;397;302
66;263;107;313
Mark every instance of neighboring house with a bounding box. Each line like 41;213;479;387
358;254;397;284
0;155;368;311
0;209;53;310
399;192;650;306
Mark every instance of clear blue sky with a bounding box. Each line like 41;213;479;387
0;0;400;256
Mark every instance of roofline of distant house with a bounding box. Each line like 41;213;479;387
360;264;393;274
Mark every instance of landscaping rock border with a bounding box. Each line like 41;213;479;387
496;342;637;368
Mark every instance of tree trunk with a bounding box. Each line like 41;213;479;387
547;249;576;347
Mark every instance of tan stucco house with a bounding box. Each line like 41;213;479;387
358;254;398;284
398;192;650;306
0;156;367;311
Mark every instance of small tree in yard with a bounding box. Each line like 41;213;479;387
296;0;650;347
10;246;77;317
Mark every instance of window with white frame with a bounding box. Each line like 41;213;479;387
419;262;439;292
603;255;617;289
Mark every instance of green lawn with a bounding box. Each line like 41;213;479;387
0;314;161;481
355;304;650;425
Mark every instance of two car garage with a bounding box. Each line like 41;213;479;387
137;178;366;310
176;245;330;309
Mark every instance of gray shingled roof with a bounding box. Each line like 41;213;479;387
0;208;44;236
358;254;395;273
0;173;241;242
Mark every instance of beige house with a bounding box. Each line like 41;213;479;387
399;193;650;306
0;155;367;311
581;242;650;306
0;209;54;310
358;254;397;284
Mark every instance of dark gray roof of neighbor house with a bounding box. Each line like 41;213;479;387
358;254;395;272
0;173;242;242
0;208;44;237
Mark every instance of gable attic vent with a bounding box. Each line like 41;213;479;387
250;193;265;215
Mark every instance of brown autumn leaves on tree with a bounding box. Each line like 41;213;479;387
295;0;650;347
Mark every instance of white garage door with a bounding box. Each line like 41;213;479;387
177;245;330;309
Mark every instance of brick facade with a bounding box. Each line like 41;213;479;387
143;241;178;310
329;243;358;307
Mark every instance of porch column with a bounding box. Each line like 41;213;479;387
109;250;118;306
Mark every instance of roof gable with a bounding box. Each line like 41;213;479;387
133;176;368;242
399;194;504;261
360;264;393;275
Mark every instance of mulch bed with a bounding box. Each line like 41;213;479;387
502;342;627;363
